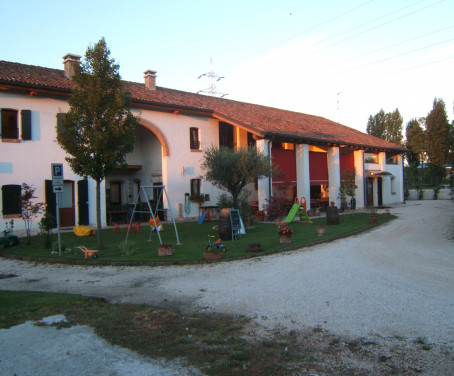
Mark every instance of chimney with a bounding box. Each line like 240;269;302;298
144;70;157;90
63;53;81;79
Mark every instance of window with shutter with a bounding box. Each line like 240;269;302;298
1;184;21;216
21;110;32;140
1;109;19;140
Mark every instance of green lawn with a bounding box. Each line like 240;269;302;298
1;213;393;263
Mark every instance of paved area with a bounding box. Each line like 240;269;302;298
1;200;453;374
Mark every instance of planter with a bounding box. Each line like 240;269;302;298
221;208;231;218
247;243;262;252
203;251;222;260
279;234;292;244
369;215;377;224
316;226;326;236
158;244;173;257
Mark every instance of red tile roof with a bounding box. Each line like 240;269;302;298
0;60;405;152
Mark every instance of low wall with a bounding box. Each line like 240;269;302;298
407;188;452;200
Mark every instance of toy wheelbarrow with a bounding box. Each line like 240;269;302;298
77;246;98;259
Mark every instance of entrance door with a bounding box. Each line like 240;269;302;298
366;178;374;207
60;181;75;227
377;177;383;206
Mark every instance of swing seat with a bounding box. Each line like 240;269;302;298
77;246;98;259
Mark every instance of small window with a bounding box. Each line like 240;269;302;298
109;182;122;205
364;152;378;163
189;127;200;150
21;110;32;140
1;109;19;140
386;153;398;165
391;176;397;195
2;184;21;216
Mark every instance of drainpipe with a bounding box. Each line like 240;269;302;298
268;140;272;199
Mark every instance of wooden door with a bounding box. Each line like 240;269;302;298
60;181;75;227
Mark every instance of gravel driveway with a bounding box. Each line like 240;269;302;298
1;200;453;374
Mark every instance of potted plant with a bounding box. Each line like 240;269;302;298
316;225;326;236
255;210;265;221
277;225;293;244
369;207;378;224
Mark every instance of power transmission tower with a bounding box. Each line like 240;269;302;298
197;59;227;98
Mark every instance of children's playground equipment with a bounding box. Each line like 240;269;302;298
284;197;312;223
205;235;226;253
126;185;180;245
77;246;98;259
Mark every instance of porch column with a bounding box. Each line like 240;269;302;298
328;146;340;207
295;144;311;209
354;150;365;208
256;139;271;212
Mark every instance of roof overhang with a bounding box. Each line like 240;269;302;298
367;170;394;177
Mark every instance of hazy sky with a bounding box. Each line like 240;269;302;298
2;0;453;133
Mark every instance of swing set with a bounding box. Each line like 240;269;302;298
125;185;180;245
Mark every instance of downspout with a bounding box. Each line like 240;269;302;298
402;153;406;204
268;140;272;198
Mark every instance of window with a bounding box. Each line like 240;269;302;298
2;184;21;217
364;152;378;163
391;176;397;195
190;178;201;196
189;127;200;150
219;122;234;148
56;113;66;142
386;153;398;165
0;109;32;141
109;182;122;205
1;109;18;140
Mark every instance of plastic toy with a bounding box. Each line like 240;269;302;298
77;246;98;259
205;235;226;253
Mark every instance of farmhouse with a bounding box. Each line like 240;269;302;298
0;54;405;230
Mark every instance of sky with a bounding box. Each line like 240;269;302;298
1;0;453;134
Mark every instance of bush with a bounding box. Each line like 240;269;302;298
263;196;291;221
38;211;55;249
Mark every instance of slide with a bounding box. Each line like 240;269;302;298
284;203;301;223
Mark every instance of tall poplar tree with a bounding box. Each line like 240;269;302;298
426;98;449;167
58;38;139;248
366;108;403;145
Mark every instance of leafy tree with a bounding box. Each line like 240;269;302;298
426;98;449;168
201;146;273;209
405;118;426;166
339;168;358;211
58;38;139;248
366;108;403;145
20;183;45;245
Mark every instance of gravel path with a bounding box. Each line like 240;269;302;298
1;200;454;374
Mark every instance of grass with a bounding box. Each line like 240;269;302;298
0;290;322;375
0;213;394;263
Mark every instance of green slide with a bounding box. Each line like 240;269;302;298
284;203;301;223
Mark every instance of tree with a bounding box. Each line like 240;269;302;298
425;98;450;185
366;108;403;145
201;146;273;209
405;118;426;166
58;38;139;248
20;183;45;245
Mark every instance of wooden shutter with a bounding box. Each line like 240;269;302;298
21;110;32;140
1;184;21;215
45;180;57;224
56;113;66;142
77;179;89;225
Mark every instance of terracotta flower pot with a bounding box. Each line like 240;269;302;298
279;234;292;244
203;252;222;260
221;208;231;218
316;226;326;236
369;215;377;224
158;244;173;257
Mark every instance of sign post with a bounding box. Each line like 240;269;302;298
51;164;63;256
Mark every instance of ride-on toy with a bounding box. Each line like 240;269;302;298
205;235;227;253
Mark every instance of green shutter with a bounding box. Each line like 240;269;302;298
21;110;32;140
1;184;21;215
56;113;66;142
45;180;57;225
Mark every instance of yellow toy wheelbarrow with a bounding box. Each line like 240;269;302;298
77;246;98;259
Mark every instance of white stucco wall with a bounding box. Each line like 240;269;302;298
0;92;106;233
